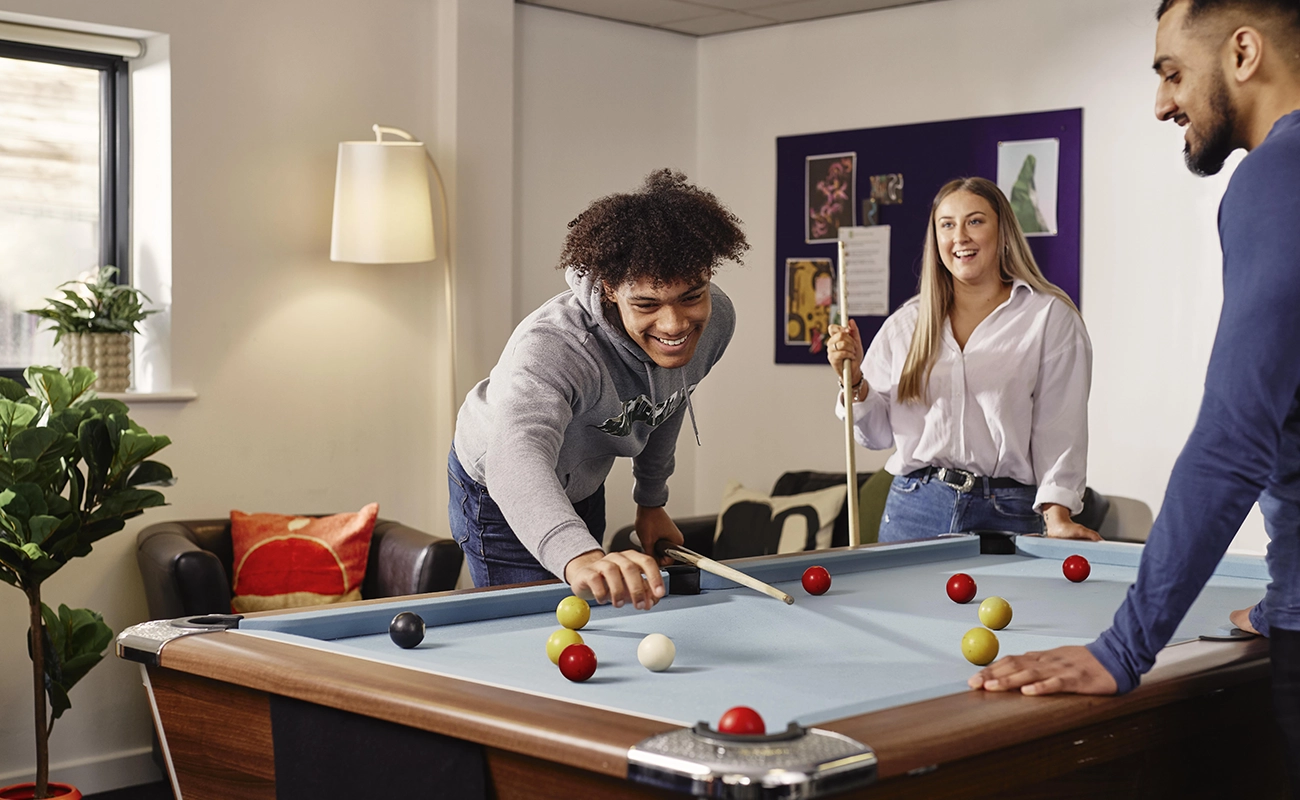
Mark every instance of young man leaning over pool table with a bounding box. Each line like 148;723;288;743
971;0;1300;784
449;169;748;611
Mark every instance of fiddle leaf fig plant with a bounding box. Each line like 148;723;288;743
0;365;173;799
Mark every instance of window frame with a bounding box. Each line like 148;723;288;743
0;39;130;384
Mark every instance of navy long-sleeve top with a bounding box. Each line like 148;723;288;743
1089;110;1300;693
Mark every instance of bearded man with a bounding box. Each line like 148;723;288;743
970;0;1300;784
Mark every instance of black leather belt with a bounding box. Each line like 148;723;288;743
907;466;1030;493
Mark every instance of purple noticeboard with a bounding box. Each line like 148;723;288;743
775;109;1082;364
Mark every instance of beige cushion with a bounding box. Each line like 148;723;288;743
712;481;847;560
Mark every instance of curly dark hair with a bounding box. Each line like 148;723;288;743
558;169;749;287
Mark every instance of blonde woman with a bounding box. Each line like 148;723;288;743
827;177;1098;542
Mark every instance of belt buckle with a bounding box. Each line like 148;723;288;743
938;467;976;493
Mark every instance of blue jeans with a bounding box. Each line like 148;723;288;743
877;471;1044;543
447;449;606;588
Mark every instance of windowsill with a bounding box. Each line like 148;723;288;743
100;390;197;403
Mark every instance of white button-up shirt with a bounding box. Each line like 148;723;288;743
836;280;1092;513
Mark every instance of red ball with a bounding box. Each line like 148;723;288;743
946;573;977;604
802;565;831;595
558;643;597;682
717;706;765;736
1063;555;1091;583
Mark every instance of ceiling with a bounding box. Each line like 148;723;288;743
516;0;944;36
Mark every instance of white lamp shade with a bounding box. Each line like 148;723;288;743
330;140;436;263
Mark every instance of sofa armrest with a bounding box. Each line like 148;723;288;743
364;521;464;598
607;515;718;560
136;523;233;620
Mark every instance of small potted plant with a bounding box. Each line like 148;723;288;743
25;266;158;393
0;366;173;799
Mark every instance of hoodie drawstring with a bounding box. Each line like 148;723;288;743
682;371;701;447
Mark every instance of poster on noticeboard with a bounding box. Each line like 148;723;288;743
997;137;1060;237
784;257;834;352
805;153;855;244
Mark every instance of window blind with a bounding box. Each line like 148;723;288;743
0;20;142;58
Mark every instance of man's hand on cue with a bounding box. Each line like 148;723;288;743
968;645;1118;695
634;505;686;567
565;549;666;610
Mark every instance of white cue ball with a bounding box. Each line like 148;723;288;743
637;633;676;672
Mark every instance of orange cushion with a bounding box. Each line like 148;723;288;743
230;503;378;613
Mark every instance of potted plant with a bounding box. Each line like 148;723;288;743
0;366;173;799
25;266;158;393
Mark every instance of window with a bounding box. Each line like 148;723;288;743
0;39;129;383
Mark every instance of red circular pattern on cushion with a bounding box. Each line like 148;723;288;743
234;538;348;596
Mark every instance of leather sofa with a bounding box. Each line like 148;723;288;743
136;517;464;620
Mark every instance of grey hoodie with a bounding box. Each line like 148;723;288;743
452;268;735;579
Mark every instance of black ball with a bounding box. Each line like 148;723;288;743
389;611;425;649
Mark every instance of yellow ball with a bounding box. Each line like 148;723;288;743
557;596;591;630
546;628;584;664
978;596;1013;630
961;627;999;666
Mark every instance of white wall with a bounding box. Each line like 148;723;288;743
439;0;517;395
513;5;700;533
692;0;1266;552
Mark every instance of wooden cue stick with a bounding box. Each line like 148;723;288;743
657;541;794;605
839;240;862;548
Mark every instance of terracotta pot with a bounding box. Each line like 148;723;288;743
0;783;82;800
62;332;131;392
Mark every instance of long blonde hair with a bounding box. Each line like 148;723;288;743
896;177;1078;404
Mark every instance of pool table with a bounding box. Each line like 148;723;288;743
117;535;1286;799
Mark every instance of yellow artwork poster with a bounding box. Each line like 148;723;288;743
785;258;834;352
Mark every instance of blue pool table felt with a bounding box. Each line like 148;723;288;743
236;537;1266;730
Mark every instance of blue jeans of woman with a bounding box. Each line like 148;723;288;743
877;470;1044;543
447;448;606;587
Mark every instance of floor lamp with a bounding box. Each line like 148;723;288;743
330;124;458;436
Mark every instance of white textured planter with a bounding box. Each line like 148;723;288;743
62;333;131;392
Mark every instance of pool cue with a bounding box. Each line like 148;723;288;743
628;532;794;604
655;540;794;604
839;239;863;548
